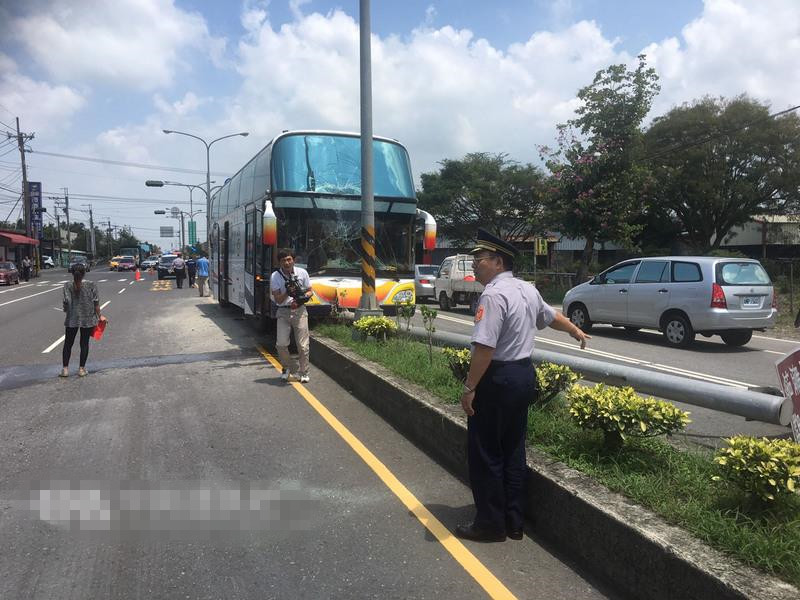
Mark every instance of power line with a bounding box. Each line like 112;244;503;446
640;103;800;163
29;149;232;177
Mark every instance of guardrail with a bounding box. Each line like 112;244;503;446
389;324;792;426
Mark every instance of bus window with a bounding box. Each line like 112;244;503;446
253;149;270;200
228;175;240;212
240;161;255;206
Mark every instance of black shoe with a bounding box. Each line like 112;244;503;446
507;528;523;540
454;523;506;542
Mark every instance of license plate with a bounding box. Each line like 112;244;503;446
741;296;760;307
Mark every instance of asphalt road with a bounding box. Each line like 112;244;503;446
412;300;793;446
0;268;614;600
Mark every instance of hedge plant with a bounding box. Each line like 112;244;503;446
442;347;471;382
352;315;398;340
536;362;580;405
567;384;691;449
713;436;800;502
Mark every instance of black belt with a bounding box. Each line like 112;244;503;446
490;358;532;366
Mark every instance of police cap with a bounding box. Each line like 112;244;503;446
470;228;519;259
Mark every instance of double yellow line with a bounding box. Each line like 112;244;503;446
257;346;516;599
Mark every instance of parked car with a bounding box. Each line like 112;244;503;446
68;257;90;273
157;254;178;279
562;256;777;348
42;256;55;269
117;256;136;271
414;264;439;302
0;261;20;285
140;256;159;270
434;254;484;313
109;255;122;271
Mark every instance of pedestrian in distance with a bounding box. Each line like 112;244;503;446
455;229;590;543
186;255;197;288
60;263;106;378
196;253;210;297
270;248;313;383
172;252;186;289
22;256;31;282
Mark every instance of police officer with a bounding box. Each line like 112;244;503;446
456;229;590;543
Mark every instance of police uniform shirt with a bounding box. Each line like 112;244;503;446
471;272;556;361
270;266;311;307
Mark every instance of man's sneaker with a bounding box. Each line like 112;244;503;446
300;375;310;384
280;370;289;382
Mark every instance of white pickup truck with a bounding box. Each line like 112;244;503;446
434;254;484;313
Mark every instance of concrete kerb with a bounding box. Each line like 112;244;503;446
309;333;799;600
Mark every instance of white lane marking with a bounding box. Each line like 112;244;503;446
58;280;68;283
129;281;134;286
117;278;127;282
100;301;110;309
42;335;65;354
753;334;800;344
52;307;61;311
98;279;108;282
436;312;755;388
763;349;784;355
0;286;61;308
0;283;35;294
118;288;125;295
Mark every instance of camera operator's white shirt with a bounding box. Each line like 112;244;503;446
270;266;311;307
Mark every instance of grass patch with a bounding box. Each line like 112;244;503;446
315;322;800;588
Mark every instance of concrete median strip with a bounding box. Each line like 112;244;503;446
309;333;799;600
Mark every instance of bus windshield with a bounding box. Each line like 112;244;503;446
276;207;414;276
272;134;415;198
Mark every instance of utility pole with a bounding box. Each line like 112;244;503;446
63;188;71;261
84;204;96;257
54;206;62;266
13;118;33;237
105;219;113;257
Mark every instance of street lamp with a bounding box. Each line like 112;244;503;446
161;129;249;237
146;179;213;244
154;208;203;253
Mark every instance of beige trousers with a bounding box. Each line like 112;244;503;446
197;276;208;296
276;305;309;376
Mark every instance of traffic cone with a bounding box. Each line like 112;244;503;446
135;268;141;281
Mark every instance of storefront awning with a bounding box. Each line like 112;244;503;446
0;231;39;246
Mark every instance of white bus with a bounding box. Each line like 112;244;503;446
208;130;436;325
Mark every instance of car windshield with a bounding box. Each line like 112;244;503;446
160;257;176;265
417;266;438;276
120;258;134;263
717;262;771;286
0;262;14;269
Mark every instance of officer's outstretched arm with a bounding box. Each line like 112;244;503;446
549;312;590;349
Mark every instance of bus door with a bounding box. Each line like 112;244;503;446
243;206;256;315
220;221;230;304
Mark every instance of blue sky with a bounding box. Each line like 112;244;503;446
0;0;797;248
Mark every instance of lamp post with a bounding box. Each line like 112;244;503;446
161;129;249;238
146;179;213;244
154;208;203;253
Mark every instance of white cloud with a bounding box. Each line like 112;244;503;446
153;92;205;117
0;53;86;132
643;0;800;114
10;0;223;91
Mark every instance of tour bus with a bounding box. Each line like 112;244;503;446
208;130;436;325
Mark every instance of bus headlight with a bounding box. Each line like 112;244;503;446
392;290;414;304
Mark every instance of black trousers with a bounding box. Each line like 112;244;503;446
63;327;93;367
188;271;196;286
175;270;185;288
467;360;536;533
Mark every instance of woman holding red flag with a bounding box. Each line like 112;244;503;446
59;263;106;377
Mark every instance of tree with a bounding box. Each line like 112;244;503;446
417;152;548;247
542;55;660;281
643;95;800;252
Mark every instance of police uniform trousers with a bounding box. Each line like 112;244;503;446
467;359;536;533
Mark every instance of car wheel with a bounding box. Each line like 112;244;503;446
469;294;479;316
662;314;695;348
438;291;451;311
720;330;753;347
567;303;593;333
158;274;163;280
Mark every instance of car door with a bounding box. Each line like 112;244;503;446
435;258;453;299
626;260;670;327
591;261;640;322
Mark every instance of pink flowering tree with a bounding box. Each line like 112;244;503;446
542;55;660;282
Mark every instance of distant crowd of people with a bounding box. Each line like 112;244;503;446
168;252;209;296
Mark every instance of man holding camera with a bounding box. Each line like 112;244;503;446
270;248;313;383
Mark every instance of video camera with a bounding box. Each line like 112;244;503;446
285;273;311;305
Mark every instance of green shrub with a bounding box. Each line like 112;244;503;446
567;384;691;449
536;362;580;405
442;346;471;382
713;436;800;502
352;315;398;340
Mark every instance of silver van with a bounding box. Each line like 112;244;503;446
563;257;776;347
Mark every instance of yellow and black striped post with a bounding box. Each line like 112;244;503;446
361;224;377;304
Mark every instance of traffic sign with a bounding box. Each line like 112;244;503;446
775;348;800;442
188;220;197;245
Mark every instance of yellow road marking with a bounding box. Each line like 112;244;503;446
256;345;516;600
150;281;172;292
